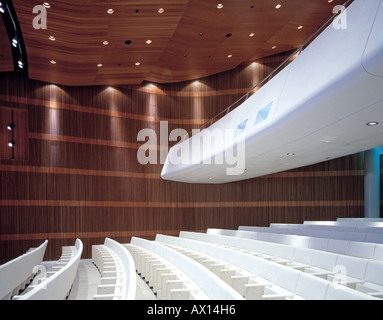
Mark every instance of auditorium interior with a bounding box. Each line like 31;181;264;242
0;0;382;302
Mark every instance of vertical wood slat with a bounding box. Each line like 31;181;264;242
0;54;378;262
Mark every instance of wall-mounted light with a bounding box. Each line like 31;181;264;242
0;1;8;14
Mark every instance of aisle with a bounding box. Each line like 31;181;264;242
68;259;156;300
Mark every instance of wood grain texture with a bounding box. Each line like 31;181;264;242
0;53;381;263
11;0;347;85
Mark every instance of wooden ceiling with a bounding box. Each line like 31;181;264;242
6;0;345;86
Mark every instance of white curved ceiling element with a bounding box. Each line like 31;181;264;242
161;0;383;184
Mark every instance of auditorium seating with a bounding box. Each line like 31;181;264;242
12;239;83;300
92;237;136;300
127;236;243;300
0;240;48;300
154;233;377;300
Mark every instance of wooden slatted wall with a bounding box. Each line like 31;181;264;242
0;58;381;262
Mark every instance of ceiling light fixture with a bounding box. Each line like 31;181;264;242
8;140;15;148
276;4;282;9
146;39;152;44
43;2;50;8
97;63;103;67
18;57;24;69
50;59;56;64
49;36;55;41
0;1;8;13
7;123;15;130
103;40;109;45
135;62;141;66
12;33;18;47
298;25;303;29
287;152;295;156
217;4;223;9
158;8;164;13
228;54;233;58
107;9;114;14
249;33;255;37
367;121;379;126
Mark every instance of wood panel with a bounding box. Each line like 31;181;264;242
0;54;380;263
11;0;347;85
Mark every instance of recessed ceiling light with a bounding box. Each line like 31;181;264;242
367;121;379;126
103;40;109;45
158;8;164;13
298;25;303;29
272;46;277;49
328;0;334;3
43;2;50;8
97;63;103;67
249;33;255;37
50;60;56;64
49;36;55;41
107;9;114;14
276;4;282;9
135;62;141;66
228;54;233;58
217;4;223;9
287;152;295;156
146;40;152;44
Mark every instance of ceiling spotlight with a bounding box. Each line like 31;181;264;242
249;33;255;37
272;46;277;49
8;140;15;148
97;63;103;67
50;59;56;64
103;40;109;45
276;4;282;9
0;1;8;13
43;2;50;8
18;57;24;69
49;36;56;41
217;4;223;9
298;26;303;30
228;54;233;58
367;121;379;126
287;152;295;156
135;62;141;66
146;39;152;44
11;34;18;47
158;8;164;13
7;123;15;130
107;8;114;14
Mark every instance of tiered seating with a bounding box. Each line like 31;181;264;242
13;239;82;299
92;238;136;300
155;234;375;300
127;237;243;300
0;240;48;300
12;239;83;300
209;228;383;261
239;223;383;244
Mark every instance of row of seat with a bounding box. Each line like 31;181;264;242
155;234;377;300
239;225;383;244
125;243;207;300
211;228;383;261
128;236;243;300
92;238;136;300
13;239;83;300
0;240;48;300
181;231;383;298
